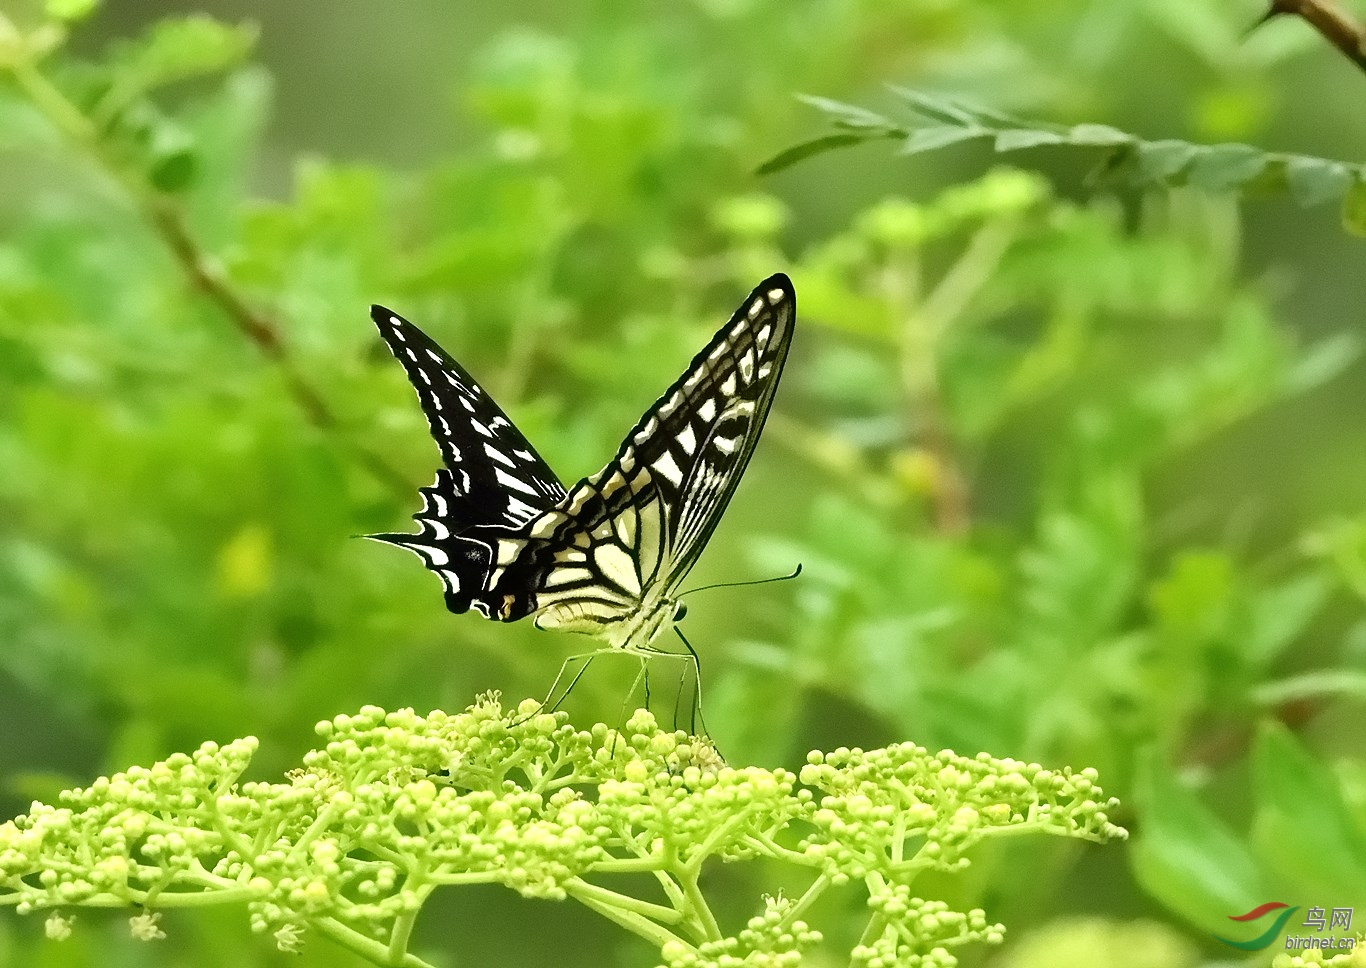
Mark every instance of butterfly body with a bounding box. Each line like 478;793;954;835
369;274;794;654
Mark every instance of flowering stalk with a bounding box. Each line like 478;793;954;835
0;696;1126;967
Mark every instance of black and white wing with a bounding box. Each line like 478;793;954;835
369;274;795;648
493;273;796;642
367;306;567;613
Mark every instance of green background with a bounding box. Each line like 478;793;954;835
1;0;1364;965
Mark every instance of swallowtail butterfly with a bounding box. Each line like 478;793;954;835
368;273;794;654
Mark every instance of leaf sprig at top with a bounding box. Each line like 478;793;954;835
760;90;1366;216
368;274;796;652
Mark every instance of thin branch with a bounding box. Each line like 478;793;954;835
1252;0;1366;75
562;878;688;950
2;38;412;498
311;915;438;968
903;220;1020;537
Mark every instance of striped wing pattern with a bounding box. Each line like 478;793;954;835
369;273;795;650
367;307;566;614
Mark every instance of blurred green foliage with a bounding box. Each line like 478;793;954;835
1;0;1364;965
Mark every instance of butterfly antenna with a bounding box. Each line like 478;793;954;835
679;563;802;599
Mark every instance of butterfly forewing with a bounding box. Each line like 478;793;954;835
546;274;795;603
370;274;795;649
368;306;567;615
370;306;567;525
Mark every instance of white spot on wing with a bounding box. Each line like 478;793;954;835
496;539;524;565
483;442;516;468
697;398;716;421
495;467;540;496
767;288;785;303
530;512;562;538
594;543;641;596
547;566;592;588
415;545;449;567
653;451;683;486
676;423;696;453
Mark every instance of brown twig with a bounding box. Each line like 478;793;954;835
148;204;412;494
1251;0;1366;76
3;41;412;498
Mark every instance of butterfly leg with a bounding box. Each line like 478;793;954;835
672;627;711;742
514;649;607;725
609;656;652;758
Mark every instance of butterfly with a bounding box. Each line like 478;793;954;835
368;273;795;657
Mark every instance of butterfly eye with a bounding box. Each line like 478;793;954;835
673;602;688;622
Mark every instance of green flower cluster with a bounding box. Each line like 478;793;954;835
1273;943;1366;968
0;695;1125;967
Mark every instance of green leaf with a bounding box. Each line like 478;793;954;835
1188;144;1267;191
146;117;197;192
1243;573;1329;665
1343;178;1366;237
1136;140;1199;181
149;148;197;192
112;15;257;97
777;89;1366;217
902;124;985;155
1286;333;1362;393
1069;123;1133;147
756;133;871;175
889;88;979;126
45;0;100;22
1251;723;1366;903
1130;753;1268;927
1286;157;1354;207
994;128;1067;152
797;94;894;130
